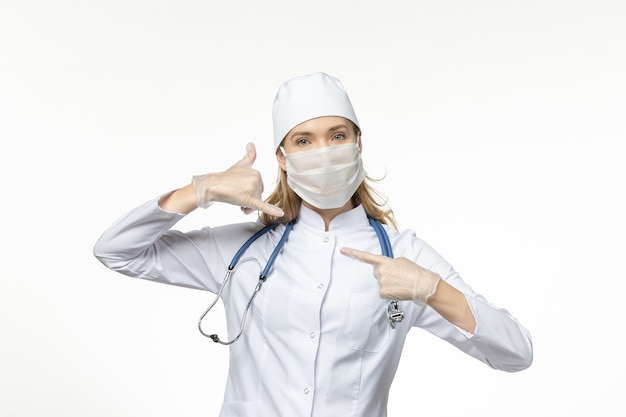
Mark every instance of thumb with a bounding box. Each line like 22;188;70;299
235;142;257;168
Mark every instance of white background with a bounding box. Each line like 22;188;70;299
1;1;624;416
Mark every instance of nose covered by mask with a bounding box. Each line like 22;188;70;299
282;143;366;209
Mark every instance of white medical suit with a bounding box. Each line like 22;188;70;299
93;195;533;417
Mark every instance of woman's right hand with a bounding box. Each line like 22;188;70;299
191;142;284;217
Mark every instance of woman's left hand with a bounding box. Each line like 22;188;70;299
340;247;441;306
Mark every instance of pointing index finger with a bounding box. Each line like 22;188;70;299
340;247;388;265
243;201;285;217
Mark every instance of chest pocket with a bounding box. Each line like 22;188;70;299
343;292;390;353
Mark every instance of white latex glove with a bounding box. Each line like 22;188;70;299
340;247;441;306
192;143;284;217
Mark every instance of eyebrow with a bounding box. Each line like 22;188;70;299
288;124;350;139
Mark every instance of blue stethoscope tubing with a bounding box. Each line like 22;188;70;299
198;217;404;345
369;216;393;257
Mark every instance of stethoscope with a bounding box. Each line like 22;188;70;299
198;217;405;345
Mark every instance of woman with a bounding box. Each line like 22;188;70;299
93;72;532;417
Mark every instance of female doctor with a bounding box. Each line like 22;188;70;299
93;72;532;417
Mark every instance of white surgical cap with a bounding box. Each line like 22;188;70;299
272;72;360;150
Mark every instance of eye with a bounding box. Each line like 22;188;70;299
332;133;346;141
296;138;310;146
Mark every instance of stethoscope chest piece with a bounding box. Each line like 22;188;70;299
387;300;405;329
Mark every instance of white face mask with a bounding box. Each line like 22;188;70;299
282;143;366;209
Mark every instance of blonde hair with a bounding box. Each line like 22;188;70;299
259;168;398;230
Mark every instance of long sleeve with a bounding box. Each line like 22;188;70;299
93;195;222;292
394;230;533;372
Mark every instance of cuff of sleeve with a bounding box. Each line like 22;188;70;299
157;190;189;216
